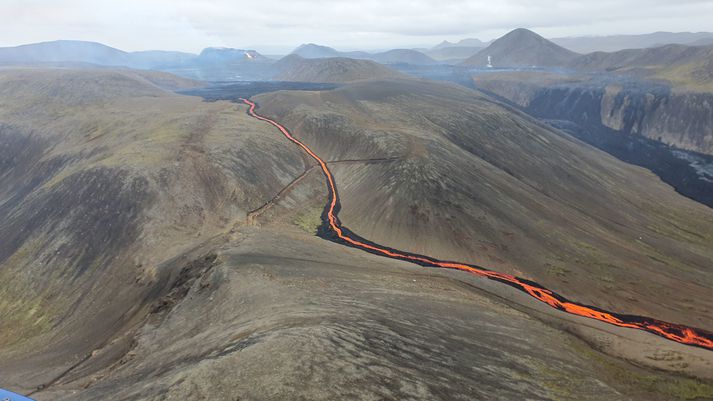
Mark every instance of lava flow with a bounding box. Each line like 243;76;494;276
240;98;713;351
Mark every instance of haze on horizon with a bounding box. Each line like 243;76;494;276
3;0;713;54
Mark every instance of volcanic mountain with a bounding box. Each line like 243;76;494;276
1;69;713;400
274;54;405;82
462;28;579;67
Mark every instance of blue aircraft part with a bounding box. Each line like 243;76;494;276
0;389;35;401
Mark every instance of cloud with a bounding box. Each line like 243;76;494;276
1;0;712;53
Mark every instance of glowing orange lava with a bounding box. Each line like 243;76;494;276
241;98;713;351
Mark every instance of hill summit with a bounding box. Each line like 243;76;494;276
274;54;405;83
462;28;578;67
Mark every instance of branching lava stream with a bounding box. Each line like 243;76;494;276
240;98;713;351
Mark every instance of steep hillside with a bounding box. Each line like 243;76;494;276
475;72;713;209
256;78;713;340
274;55;405;83
0;68;307;393
462;28;579;67
290;44;436;65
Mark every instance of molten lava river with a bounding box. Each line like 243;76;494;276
241;98;713;351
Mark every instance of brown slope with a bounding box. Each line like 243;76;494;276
254;78;713;337
0;68;307;389
34;226;713;401
1;71;713;400
462;28;579;67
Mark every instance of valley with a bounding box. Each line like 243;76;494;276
2;21;713;401
241;97;713;349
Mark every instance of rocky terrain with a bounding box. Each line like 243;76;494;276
1;69;713;400
473;72;713;208
290;43;438;66
0;41;275;81
476;73;713;156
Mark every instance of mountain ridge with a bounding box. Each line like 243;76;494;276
274;54;406;82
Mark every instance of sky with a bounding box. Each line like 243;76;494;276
2;0;713;54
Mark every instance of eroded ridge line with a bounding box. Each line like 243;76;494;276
240;98;713;351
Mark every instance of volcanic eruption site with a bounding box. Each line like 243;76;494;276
240;97;713;351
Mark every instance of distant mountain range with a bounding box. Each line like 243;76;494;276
430;31;713;60
290;43;437;65
0;40;196;68
2;30;712;84
0;40;272;80
551;32;713;53
433;38;490;49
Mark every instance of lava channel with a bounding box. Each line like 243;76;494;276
240;98;713;351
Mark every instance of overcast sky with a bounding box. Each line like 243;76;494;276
2;0;713;53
